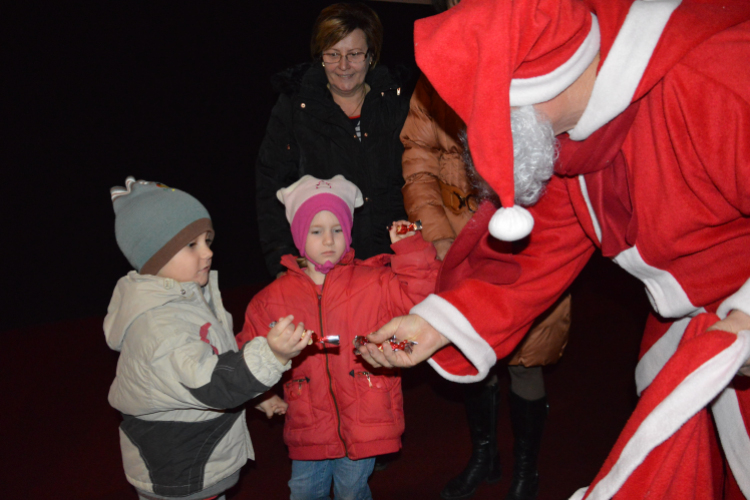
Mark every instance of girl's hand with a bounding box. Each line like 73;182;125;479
267;315;309;365
389;220;415;244
255;394;288;418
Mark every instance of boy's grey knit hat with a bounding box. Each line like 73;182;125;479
110;176;213;275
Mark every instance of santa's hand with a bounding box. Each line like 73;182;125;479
708;309;750;376
358;314;450;369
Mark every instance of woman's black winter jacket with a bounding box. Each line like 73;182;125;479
256;62;411;276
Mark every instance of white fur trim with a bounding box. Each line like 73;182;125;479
510;15;600;107
613;246;699;319
487;206;534;242
582;331;750;500
568;488;588;500
717;278;750;320
569;0;682;140
577;175;602;244
411;294;497;383
635;313;705;395
713;380;750;497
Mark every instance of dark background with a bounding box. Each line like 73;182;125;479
6;1;433;331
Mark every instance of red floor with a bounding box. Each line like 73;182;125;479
2;255;649;499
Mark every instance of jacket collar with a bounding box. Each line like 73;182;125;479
103;270;221;351
280;249;356;274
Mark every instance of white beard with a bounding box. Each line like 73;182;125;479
511;105;557;206
463;105;557;207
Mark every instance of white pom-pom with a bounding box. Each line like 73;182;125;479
488;206;534;241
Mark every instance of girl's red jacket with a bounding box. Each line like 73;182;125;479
236;235;439;460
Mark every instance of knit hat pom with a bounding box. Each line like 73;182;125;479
488;205;534;242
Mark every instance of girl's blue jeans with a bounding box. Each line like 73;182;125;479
289;456;376;500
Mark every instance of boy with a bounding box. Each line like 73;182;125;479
104;176;308;500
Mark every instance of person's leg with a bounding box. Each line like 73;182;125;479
289;459;334;500
331;456;376;500
440;373;502;500
506;365;547;500
138;493;225;500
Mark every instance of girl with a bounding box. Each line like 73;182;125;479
237;175;439;500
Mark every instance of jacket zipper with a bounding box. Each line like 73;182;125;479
318;287;349;457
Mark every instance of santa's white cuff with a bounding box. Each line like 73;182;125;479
411;294;496;383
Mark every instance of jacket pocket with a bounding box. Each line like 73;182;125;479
283;377;315;431
350;370;398;425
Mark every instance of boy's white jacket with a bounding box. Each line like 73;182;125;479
104;271;289;497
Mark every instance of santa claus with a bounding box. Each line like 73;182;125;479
358;0;750;497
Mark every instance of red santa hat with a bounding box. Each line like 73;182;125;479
414;0;599;241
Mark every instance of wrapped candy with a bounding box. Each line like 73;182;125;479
268;322;340;346
307;330;340;346
353;335;418;354
391;220;423;235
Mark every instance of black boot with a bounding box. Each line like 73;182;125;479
440;382;502;500
505;392;548;500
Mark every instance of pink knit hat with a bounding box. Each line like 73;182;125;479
414;0;599;241
277;175;364;272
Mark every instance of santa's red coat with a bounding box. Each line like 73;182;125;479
411;0;750;496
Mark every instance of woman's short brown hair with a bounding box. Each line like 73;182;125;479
310;3;383;66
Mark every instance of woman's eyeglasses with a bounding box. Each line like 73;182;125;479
322;51;369;64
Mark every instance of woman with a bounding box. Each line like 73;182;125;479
256;2;411;278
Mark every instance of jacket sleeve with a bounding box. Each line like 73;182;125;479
144;317;289;411
256;93;301;277
663;59;750;322
400;76;456;242
413;176;595;382
375;234;440;315
236;295;275;349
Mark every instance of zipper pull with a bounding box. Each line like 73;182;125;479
364;372;372;388
298;380;303;395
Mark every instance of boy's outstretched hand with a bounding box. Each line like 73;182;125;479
267;315;309;365
255;394;288;418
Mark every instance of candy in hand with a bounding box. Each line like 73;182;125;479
307;330;340;346
268;322;340;346
353;335;418;354
391;220;423;235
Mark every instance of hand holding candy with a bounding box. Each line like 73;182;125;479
357;314;451;370
353;335;418;355
266;316;310;365
396;220;422;234
389;220;422;235
388;220;422;244
269;322;339;346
